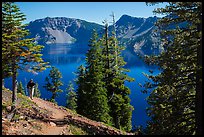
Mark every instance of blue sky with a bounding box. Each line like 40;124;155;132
16;2;167;25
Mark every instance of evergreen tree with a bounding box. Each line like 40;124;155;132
17;81;25;95
2;2;49;110
101;19;134;131
75;65;87;115
76;30;112;124
33;83;41;98
143;2;202;135
66;81;77;111
75;15;134;131
43;66;63;103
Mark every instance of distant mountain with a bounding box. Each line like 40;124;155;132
26;15;164;55
113;14;163;55
26;17;103;46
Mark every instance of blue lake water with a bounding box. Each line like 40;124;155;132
4;44;160;129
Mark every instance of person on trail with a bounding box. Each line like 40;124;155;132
27;79;35;99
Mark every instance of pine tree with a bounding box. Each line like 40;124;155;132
17;81;25;95
76;30;112;124
75;16;134;131
75;65;87;115
143;2;202;135
66;81;77;111
43;66;63;103
33;83;41;98
101;18;134;131
2;2;49;110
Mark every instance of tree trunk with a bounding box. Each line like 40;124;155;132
2;79;4;88
11;64;17;111
111;12;118;71
52;92;56;100
115;116;120;129
105;23;110;71
195;13;202;135
195;42;202;135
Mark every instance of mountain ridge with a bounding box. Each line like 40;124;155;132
26;14;163;55
26;16;103;45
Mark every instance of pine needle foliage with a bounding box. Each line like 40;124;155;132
76;16;134;131
2;2;49;110
143;2;202;135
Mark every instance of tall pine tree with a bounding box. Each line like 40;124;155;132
143;2;202;135
76;15;134;131
76;30;112;124
2;2;49;110
101;19;134;131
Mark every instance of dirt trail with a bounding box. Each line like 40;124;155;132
31;97;133;135
32;97;68;135
41;125;67;135
33;97;66;119
2;88;133;135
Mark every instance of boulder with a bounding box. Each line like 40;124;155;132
50;122;56;127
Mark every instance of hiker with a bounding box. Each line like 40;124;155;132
27;79;35;99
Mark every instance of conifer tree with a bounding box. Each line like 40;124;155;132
66;81;77;111
2;2;49;110
44;66;63;103
75;65;88;115
76;31;112;124
143;2;202;135
75;16;134;131
17;81;25;95
101;18;134;131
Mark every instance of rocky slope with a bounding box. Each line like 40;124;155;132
2;88;135;135
26;15;163;55
26;17;103;46
113;14;162;55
